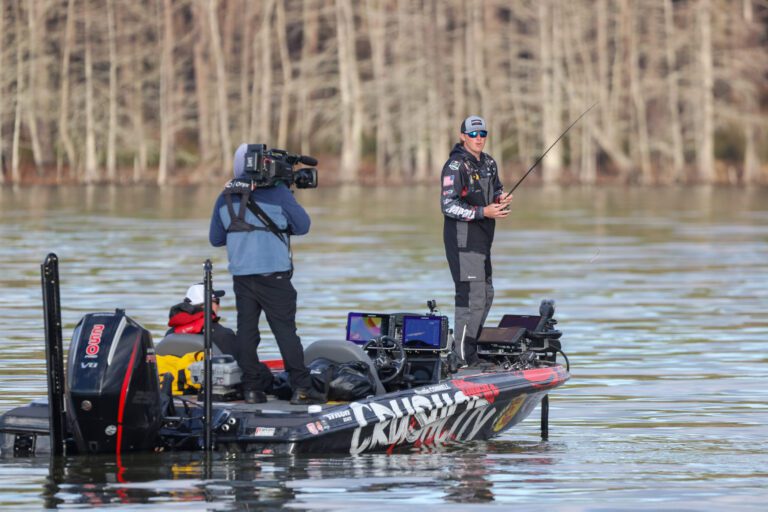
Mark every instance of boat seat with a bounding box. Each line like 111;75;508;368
155;333;223;357
303;339;386;396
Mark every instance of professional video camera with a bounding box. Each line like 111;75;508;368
241;144;318;189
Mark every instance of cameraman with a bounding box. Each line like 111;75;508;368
209;143;325;406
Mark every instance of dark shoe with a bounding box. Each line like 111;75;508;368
244;389;267;404
290;387;327;405
468;359;496;370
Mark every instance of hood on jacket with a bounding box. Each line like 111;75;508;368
233;143;248;178
168;301;201;319
450;142;484;164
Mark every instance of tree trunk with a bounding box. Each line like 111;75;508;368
335;0;363;182
413;4;429;182
594;0;632;178
275;0;293;149
626;1;652;184
469;1;490;153
663;0;685;182
253;0;275;143
0;0;5;185
24;1;44;175
11;2;23;186
193;1;213;165
128;27;147;183
539;0;562;183
451;4;466;129
743;123;759;185
157;0;174;186
366;0;391;184
206;0;233;173
743;0;753;22
696;0;715;182
429;0;449;177
238;1;254;142
580;120;596;184
57;0;77;183
298;0;319;155
84;6;98;184
106;0;118;182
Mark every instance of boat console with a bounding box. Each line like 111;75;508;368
344;307;453;391
475;299;564;369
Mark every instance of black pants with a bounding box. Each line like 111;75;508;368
233;274;311;392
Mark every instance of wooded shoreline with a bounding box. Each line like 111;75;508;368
1;1;766;187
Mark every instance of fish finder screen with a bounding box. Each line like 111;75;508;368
401;315;444;351
346;313;389;344
498;314;541;331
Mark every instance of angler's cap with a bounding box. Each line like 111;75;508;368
461;115;487;134
185;283;225;305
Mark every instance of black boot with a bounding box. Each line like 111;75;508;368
290;387;326;405
244;389;267;404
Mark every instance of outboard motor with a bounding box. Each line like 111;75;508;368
66;309;163;454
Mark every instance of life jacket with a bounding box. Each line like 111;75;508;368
157;351;204;395
167;302;217;335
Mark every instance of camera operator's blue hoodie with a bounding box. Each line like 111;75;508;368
209;143;311;276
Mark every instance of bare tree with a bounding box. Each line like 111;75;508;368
106;0;118;182
193;2;213;166
626;1;652;183
663;0;685;182
696;0;715;182
57;0;78;183
365;0;391;183
298;0;320;156
237;1;255;144
538;0;563;183
83;0;98;184
24;1;45;175
335;0;363;182
0;0;5;185
127;17;148;183
252;0;275;144
10;0;23;184
157;0;174;186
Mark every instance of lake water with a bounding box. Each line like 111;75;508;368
0;185;766;510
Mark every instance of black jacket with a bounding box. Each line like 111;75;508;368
441;143;504;257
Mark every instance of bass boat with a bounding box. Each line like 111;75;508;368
0;254;570;457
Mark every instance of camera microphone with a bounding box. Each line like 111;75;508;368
299;155;318;166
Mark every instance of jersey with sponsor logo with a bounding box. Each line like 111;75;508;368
441;143;504;256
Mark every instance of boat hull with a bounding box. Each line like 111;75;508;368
0;365;569;456
161;365;569;455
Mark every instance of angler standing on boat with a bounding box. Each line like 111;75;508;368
440;116;512;366
210;143;326;406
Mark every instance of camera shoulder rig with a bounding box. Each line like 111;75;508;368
221;179;288;245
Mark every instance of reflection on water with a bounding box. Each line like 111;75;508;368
1;185;767;510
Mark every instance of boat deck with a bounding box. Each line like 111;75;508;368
181;366;495;414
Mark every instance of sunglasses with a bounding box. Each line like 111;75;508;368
465;130;488;138
212;297;220;304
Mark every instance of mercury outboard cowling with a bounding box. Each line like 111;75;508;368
67;309;162;454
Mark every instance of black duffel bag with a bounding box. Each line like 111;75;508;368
271;358;375;401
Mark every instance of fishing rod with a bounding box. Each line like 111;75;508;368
504;101;598;198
